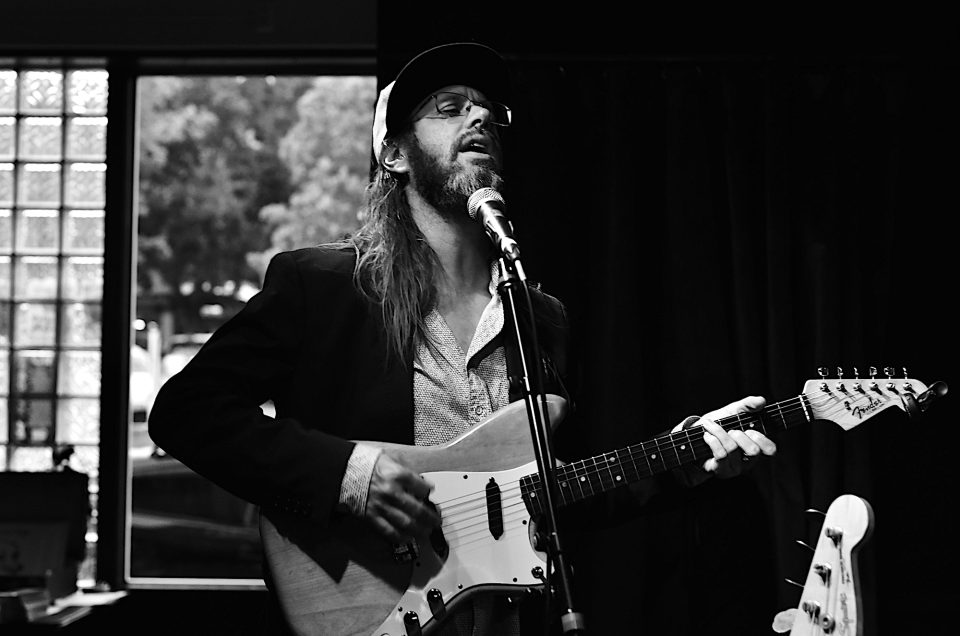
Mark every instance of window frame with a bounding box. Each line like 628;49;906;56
93;54;377;592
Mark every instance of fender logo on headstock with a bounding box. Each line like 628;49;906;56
845;396;881;419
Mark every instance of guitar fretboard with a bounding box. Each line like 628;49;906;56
519;394;812;514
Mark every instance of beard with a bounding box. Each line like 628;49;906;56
406;135;505;220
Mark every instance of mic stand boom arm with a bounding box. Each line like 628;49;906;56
497;255;586;635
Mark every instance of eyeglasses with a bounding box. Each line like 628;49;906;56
418;91;512;127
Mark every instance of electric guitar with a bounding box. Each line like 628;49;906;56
789;494;874;636
261;371;946;636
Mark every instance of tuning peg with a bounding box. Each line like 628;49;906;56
902;367;914;392
869;366;879;390
825;526;843;546
817;367;830;390
836;367;846;391
883;367;897;390
852;367;862;391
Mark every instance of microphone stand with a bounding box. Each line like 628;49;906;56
496;254;586;635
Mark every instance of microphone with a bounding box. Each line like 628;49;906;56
467;188;521;262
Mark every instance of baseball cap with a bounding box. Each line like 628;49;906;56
372;42;509;163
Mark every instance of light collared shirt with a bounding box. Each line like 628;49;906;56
339;263;509;513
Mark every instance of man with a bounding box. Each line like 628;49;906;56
148;42;776;636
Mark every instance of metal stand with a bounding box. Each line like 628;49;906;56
497;255;586;635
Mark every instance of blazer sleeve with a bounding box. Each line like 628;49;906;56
148;250;357;529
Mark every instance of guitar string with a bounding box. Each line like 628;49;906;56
434;395;892;546
434;393;884;550
431;392;866;534
433;393;822;515
436;401;866;551
432;393;837;526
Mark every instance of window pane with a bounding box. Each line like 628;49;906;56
0;399;6;441
17;163;62;207
16;208;60;252
0;350;7;390
14;256;58;298
67;71;108;115
19;70;63;114
0;304;7;347
69;444;99;477
66;117;107;160
0;71;16;113
12;397;54;444
65;162;105;207
58;350;101;396
64;209;104;253
0;256;9;297
0;117;14;160
0;208;12;252
14;301;57;346
62;256;102;300
19;116;63;161
13;349;56;393
61;301;101;346
0;163;12;206
9;445;53;471
57;398;99;444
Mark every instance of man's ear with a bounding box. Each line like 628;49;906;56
381;143;409;176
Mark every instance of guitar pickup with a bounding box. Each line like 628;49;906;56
486;477;504;539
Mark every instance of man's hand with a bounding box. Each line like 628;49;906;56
698;395;777;478
364;453;442;543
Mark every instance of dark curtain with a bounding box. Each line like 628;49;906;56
380;7;957;635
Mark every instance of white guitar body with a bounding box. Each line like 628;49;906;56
261;396;566;636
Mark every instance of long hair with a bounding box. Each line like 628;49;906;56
334;160;442;362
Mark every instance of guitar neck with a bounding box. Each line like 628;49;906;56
520;394;811;513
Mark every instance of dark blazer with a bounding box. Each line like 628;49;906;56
148;245;574;531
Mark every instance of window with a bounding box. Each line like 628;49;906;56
126;72;376;586
0;65;108;586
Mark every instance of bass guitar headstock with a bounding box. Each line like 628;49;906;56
773;494;874;635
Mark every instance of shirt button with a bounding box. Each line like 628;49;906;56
474;405;485;416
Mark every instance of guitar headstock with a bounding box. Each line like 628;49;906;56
787;494;874;636
802;366;931;431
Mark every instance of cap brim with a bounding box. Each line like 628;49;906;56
384;42;509;138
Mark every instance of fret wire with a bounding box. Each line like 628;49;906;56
557;465;570;505
573;460;586;500
653;435;670;471
620;446;642;481
671;430;683;466
587;456;600;494
607;450;625;486
639;440;653;477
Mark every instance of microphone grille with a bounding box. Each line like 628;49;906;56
467;188;504;221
